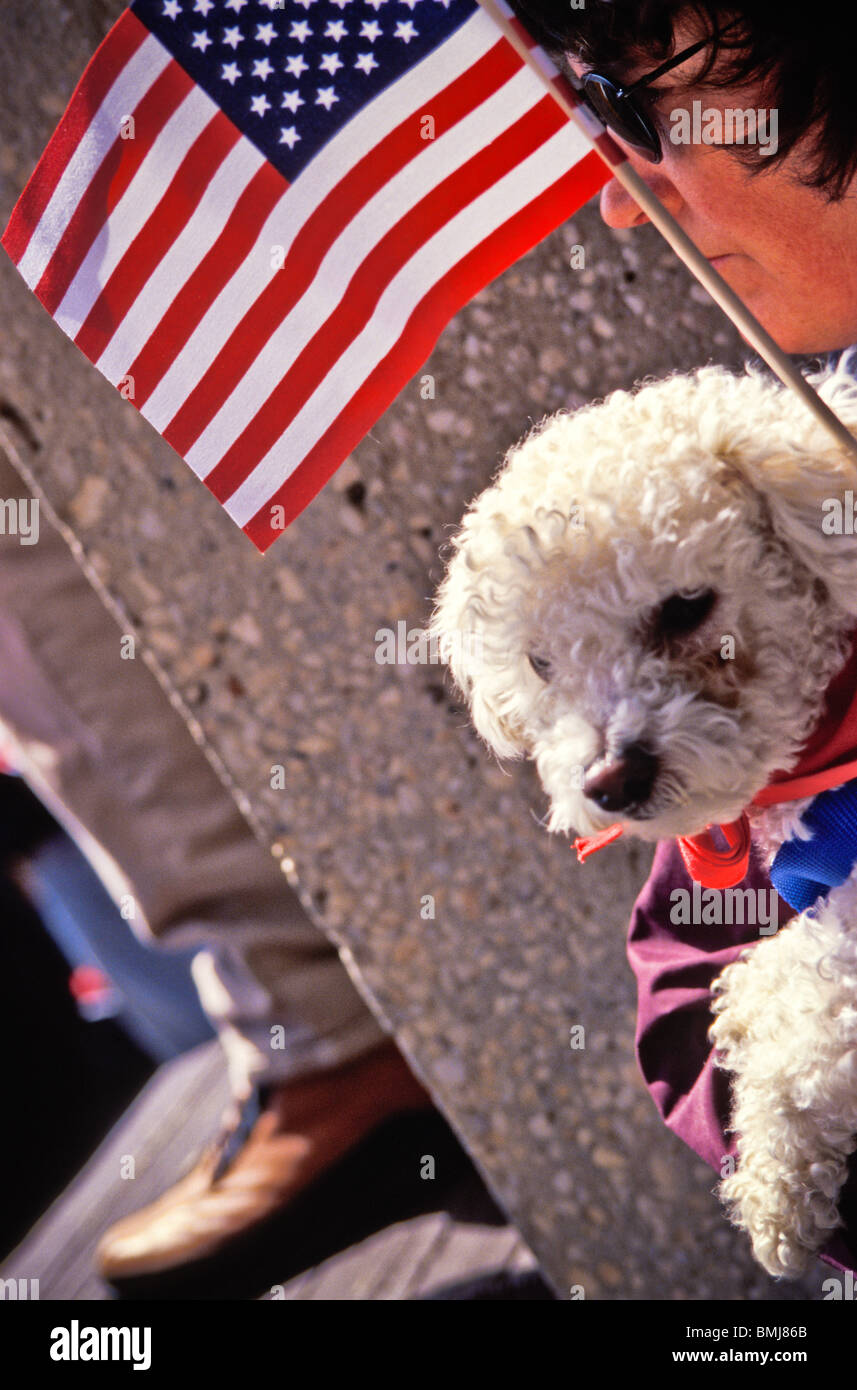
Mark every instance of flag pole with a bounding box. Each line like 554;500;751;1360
477;0;857;466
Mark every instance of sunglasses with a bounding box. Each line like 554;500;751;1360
578;22;740;163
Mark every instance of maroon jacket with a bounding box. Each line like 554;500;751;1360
627;837;857;1276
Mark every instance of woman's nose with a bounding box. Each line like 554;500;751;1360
599;158;684;229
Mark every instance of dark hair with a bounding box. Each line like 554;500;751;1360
508;1;857;199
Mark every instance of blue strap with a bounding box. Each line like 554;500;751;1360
769;779;857;912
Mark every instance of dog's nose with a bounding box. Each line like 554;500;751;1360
583;743;659;814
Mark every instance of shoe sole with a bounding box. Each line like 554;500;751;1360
102;1108;481;1300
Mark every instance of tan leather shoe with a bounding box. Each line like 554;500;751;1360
95;1040;435;1287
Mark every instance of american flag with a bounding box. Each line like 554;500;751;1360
3;0;609;551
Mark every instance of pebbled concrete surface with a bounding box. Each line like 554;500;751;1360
0;0;832;1300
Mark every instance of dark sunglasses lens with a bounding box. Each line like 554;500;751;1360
581;74;662;162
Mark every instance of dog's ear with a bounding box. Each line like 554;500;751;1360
717;362;857;616
462;676;530;761
430;561;530;761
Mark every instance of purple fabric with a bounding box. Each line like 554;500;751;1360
627;836;857;1275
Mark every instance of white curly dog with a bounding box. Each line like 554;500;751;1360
431;359;857;1279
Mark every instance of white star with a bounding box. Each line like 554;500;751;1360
253;56;274;79
363;0;389;10
255;22;277;45
360;19;382;40
432;0;452;7
328;0;355;8
294;0;317;7
394;19;418;40
315;86;339;110
193;0;214;15
399;0;421;8
281;90;304;112
289;20;312;42
354;52;378;74
225;0;248;11
284;53;309;77
221;61;241;84
324;19;348;41
319;52;343;75
162;0;182;18
222;26;244;48
280;126;301;148
250;93;272;116
191;30;213;51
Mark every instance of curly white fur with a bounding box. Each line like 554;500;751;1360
432;357;857;1278
710;870;857;1277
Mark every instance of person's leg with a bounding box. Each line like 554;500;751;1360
0;452;388;1090
0;454;430;1276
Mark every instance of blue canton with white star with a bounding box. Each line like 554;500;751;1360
131;0;479;181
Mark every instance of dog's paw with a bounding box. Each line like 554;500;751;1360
708;903;857;1277
719;1143;843;1278
708;949;762;1066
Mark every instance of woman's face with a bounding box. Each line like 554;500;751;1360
566;26;857;354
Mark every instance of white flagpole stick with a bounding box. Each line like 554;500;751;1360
478;0;857;465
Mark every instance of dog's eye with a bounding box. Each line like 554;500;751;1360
527;652;552;681
656;589;717;638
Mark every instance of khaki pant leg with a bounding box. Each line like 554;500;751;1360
0;454;388;1090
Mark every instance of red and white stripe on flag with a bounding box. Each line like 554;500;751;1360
2;2;610;552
